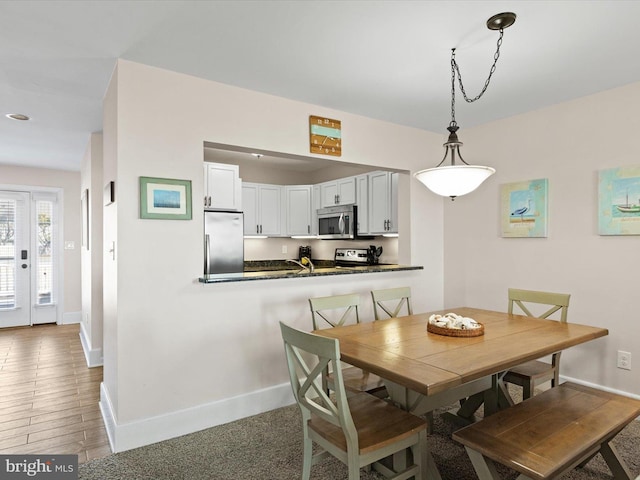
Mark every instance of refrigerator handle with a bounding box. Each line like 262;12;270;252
204;234;211;275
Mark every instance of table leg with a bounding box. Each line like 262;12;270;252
381;381;445;480
449;372;516;422
483;372;514;416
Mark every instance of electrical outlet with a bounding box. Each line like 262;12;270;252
617;350;631;370
281;245;287;254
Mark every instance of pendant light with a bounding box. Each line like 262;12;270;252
414;12;516;200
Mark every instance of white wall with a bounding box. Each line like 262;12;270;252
80;133;104;366
0;165;81;316
444;82;640;396
101;59;443;451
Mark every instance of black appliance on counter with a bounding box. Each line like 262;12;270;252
334;246;383;266
298;246;311;260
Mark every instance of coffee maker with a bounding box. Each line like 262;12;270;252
298;246;311;260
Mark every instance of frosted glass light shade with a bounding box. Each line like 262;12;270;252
414;165;495;198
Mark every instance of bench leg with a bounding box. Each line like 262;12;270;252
600;441;633;480
464;447;502;480
465;447;537;480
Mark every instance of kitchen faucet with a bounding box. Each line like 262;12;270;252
286;257;315;273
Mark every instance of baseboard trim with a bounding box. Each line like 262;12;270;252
560;374;640;402
78;323;103;367
99;381;295;453
99;383;117;454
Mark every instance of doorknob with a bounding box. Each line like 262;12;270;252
21;264;28;269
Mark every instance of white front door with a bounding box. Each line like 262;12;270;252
0;191;31;328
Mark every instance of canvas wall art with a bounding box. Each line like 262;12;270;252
598;165;640;235
501;178;548;238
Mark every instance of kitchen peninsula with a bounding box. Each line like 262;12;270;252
199;262;422;283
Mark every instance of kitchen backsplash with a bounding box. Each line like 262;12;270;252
244;237;398;264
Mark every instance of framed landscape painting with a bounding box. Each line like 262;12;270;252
139;177;192;220
501;178;548;238
598;165;640;235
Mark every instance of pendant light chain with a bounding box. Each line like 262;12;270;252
449;27;505;128
413;12;514;200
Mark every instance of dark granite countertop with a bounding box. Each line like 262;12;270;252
199;261;423;284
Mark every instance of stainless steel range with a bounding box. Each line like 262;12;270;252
334;246;383;266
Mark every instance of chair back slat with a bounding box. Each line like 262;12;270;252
371;287;413;320
508;288;570;322
279;322;357;442
309;294;360;330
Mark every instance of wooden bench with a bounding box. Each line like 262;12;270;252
452;382;640;480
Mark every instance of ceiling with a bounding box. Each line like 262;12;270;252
2;0;640;172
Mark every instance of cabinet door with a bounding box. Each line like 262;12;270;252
337;177;356;205
368;171;391;234
311;185;320;235
242;184;259;235
258;185;282;236
320;181;339;207
389;172;398;233
204;163;241;211
356;175;369;234
286;186;312;236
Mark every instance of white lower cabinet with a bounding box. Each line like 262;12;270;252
242;183;282;236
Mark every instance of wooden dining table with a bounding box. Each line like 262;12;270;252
313;307;609;479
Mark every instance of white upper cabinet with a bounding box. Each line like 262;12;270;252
390;172;398;234
312;185;320;236
203;162;241;211
355;174;369;235
242;183;282;236
368;171;398;234
285;185;313;236
319;176;356;207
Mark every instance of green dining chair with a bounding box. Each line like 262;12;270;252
279;321;428;480
309;294;386;397
503;288;571;400
371;287;413;320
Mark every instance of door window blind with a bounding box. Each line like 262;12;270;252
0;199;17;308
34;196;56;305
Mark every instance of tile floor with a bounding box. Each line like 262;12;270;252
0;323;111;462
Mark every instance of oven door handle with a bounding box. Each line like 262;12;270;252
338;213;345;234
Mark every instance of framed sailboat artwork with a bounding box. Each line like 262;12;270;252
500;178;548;238
599;165;640;235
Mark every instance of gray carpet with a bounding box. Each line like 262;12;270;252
79;395;640;480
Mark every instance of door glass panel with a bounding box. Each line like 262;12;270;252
36;200;54;305
0;199;17;308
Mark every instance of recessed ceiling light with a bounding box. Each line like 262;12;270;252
6;113;30;121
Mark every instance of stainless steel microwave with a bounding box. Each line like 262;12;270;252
317;204;357;239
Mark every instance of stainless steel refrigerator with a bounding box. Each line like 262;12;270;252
204;211;244;274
